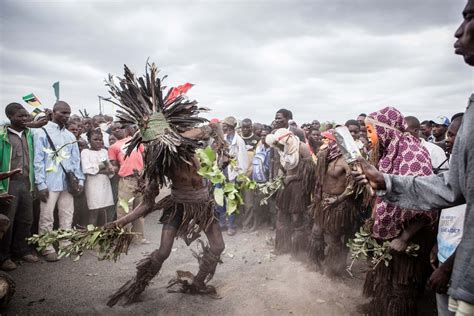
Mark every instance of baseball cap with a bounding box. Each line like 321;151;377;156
430;116;450;127
222;116;237;127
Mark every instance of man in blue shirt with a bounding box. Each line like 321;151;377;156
34;101;84;262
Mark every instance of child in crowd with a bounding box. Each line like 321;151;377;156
80;129;115;226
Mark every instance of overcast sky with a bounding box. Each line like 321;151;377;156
1;0;473;124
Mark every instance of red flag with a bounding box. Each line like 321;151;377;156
165;83;194;105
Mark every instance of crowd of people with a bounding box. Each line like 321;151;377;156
0;1;473;314
0;100;465;315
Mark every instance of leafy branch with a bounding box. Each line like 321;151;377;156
43;140;79;173
27;225;135;262
346;227;420;277
196;146;256;215
256;176;284;205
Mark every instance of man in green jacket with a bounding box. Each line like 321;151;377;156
0;103;39;270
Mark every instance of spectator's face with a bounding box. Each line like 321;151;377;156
111;123;124;139
109;135;118;146
241;122;252;137
8;108;30;130
357;116;366;126
93;116;106;128
406;125;419;138
222;123;232;134
53;105;71;126
432;124;447;138
253;125;262;137
82;119;92;132
274;113;288;129
420;124;432;138
454;0;474;66
67;124;80;139
303;126;310;138
89;133;104;150
309;130;322;145
360;125;368;140
311;120;320;131
446;121;461;153
347;124;361;140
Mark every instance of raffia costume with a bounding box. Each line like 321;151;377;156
308;134;363;274
104;63;225;306
362;107;437;316
266;129;316;257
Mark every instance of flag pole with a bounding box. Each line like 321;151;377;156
98;96;102;115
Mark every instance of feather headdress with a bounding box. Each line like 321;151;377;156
104;61;209;187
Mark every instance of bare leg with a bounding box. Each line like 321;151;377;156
107;226;177;306
167;222;224;295
194;222;225;287
324;233;346;277
309;222;325;270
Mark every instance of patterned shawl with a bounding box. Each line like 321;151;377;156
368;107;437;240
321;130;342;161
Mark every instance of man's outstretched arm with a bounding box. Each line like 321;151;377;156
352;157;465;211
383;172;465;210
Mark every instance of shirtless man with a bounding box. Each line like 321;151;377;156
107;124;226;306
265;128;316;258
309;133;362;276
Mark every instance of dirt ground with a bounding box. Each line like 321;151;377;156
8;221;370;315
6;199;373;316
7;186;443;315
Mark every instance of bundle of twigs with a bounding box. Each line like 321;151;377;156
256;176;284;205
27;225;134;262
346;227;419;277
104;61;209;188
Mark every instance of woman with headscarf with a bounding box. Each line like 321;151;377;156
362;107;438;316
265;128;316;258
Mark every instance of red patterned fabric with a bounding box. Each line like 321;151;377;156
370;107;437;240
324;130;342;161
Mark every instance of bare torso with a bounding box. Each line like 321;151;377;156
166;155;206;190
323;157;350;195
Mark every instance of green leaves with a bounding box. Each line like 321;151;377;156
256;176;284;205
196;146;285;214
43;140;77;173
214;188;224;206
196;146;257;216
27;226;134;262
346;227;420;274
118;197;135;214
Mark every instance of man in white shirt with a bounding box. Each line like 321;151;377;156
406;116;449;173
219;116;248;236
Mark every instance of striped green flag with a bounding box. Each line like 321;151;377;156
22;93;42;107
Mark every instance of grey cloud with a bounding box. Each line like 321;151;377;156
1;0;472;125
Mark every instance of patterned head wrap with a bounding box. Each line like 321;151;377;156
321;130;342;162
368;107;437;240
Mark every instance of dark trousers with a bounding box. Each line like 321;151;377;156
0;178;33;262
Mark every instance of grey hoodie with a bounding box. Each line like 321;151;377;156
381;94;474;304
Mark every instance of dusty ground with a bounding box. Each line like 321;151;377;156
7;188;370;315
7;223;369;315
